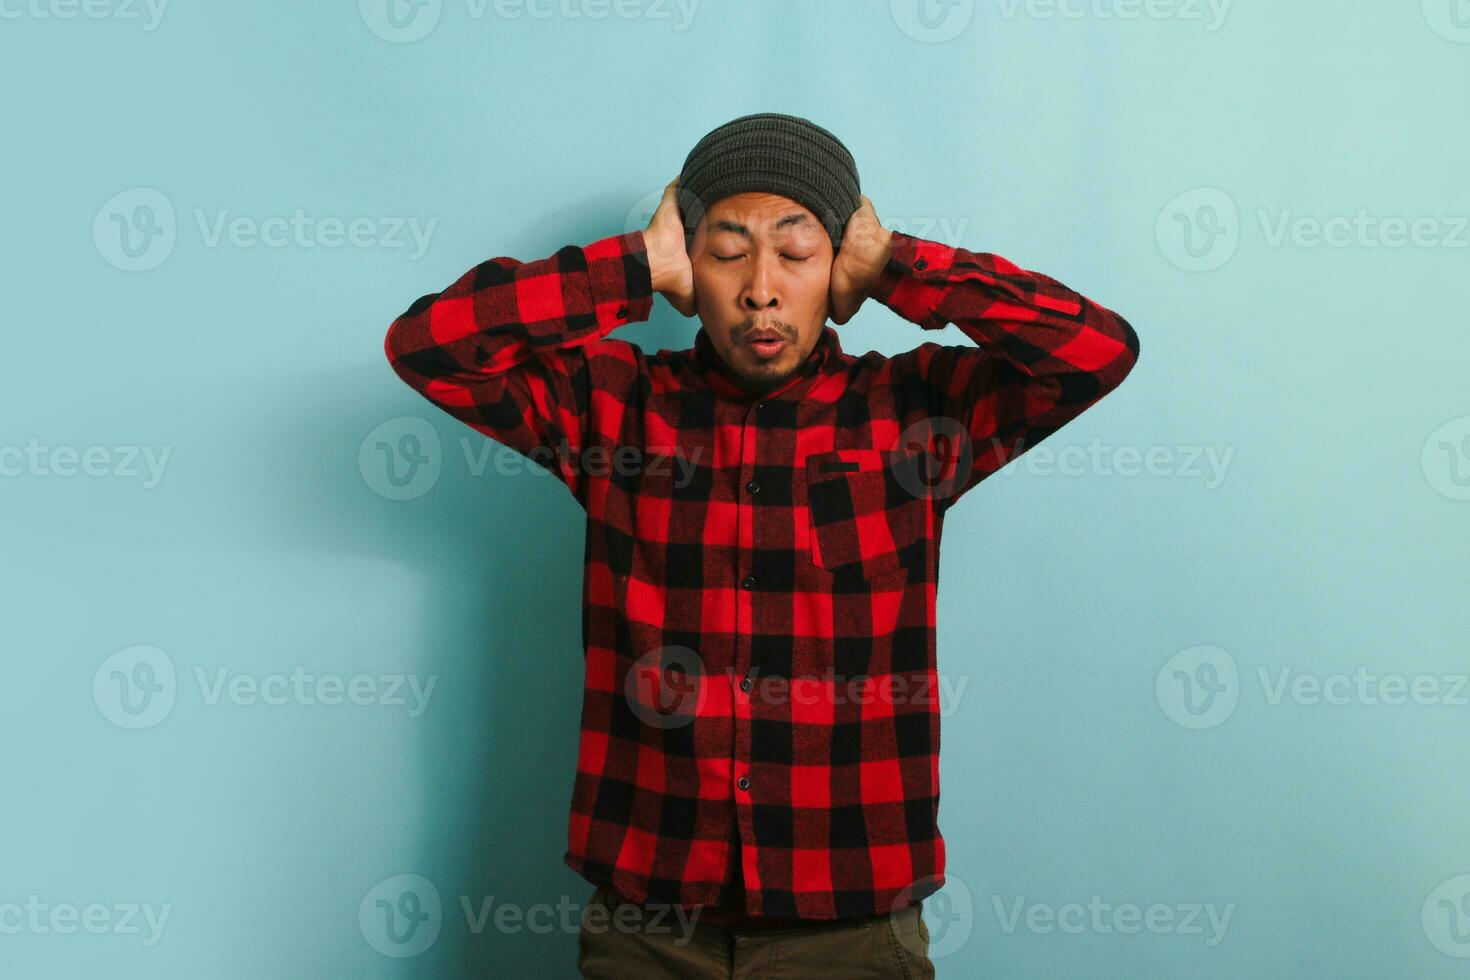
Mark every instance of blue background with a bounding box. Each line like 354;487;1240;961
3;0;1469;976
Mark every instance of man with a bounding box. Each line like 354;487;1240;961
384;111;1140;977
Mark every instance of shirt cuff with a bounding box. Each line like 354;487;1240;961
584;229;656;335
868;230;954;329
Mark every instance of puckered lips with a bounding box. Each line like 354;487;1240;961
743;326;789;361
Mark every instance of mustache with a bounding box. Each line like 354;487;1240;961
737;317;793;340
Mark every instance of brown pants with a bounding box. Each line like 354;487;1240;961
576;884;936;978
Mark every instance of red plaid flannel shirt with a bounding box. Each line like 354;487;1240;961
383;226;1139;921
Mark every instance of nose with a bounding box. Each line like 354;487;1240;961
740;252;780;313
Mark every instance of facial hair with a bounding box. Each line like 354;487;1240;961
728;316;799;395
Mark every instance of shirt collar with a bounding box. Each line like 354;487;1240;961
689;324;841;401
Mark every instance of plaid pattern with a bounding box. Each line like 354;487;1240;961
383;227;1140;920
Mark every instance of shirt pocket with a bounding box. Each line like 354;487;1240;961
804;449;925;581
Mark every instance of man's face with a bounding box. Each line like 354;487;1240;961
688;192;834;395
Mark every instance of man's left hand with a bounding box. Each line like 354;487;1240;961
828;195;894;325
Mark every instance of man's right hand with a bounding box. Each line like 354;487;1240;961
644;177;697;317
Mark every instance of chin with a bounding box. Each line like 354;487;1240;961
733;361;794;389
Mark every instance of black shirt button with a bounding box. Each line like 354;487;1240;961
740;675;754;692
616;305;628;318
746;480;760;494
741;576;755;590
737;775;750;791
914;258;927;270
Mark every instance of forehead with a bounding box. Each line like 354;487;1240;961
703;192;820;237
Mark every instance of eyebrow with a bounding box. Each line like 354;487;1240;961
710;212;814;237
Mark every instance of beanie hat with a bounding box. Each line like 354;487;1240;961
676;112;862;250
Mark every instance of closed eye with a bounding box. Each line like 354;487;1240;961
712;254;812;263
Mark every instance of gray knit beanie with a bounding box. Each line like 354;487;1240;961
676;112;862;250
